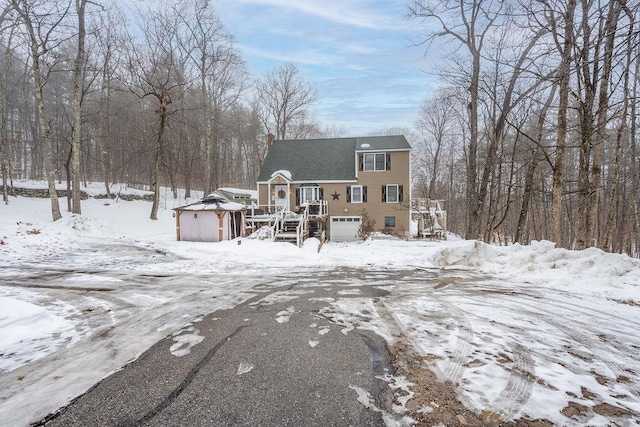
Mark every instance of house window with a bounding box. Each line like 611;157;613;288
347;185;367;203
385;216;396;228
386;185;398;203
351;185;363;203
298;186;322;205
382;184;403;203
363;153;387;171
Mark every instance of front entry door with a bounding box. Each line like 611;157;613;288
274;185;289;212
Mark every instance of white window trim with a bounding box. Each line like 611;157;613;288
351;185;363;203
363;153;386;172
300;187;321;204
386;184;399;203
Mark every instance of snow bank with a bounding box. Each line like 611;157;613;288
428;239;639;278
0;297;76;373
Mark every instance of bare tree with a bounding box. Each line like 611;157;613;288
585;0;623;248
409;0;502;239
0;4;16;204
534;0;578;247
255;62;319;141
623;39;640;255
176;0;247;194
415;92;456;199
89;5;126;199
568;0;624;249
10;0;72;221
476;16;549;242
513;83;557;243
68;0;89;214
127;6;186;220
602;4;637;251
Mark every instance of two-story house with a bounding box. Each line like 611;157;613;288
256;135;411;242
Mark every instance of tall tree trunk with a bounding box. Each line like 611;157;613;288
12;0;62;221
550;0;577;247
65;150;72;211
36;80;61;221
623;42;639;255
572;0;597;249
0;30;9;204
466;47;481;239
428;142;441;200
99;69;112;199
515;85;557;243
201;67;214;195
586;0;621;248
602;10;632;251
516;146;539;243
150;98;168;220
70;0;87;214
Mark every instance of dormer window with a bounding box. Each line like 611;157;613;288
361;152;390;171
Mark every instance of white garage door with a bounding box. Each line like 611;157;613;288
179;211;219;242
330;216;361;242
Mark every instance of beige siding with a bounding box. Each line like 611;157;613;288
351;151;411;235
257;150;411;237
258;185;269;208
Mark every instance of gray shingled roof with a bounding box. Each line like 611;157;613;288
354;135;411;151
257;135;410;182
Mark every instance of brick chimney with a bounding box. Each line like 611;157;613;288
266;133;275;151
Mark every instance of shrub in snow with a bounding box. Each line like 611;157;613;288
357;209;376;241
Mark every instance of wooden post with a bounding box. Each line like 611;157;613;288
175;211;181;241
218;211;225;242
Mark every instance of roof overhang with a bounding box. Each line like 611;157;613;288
257;179;358;185
355;148;411;153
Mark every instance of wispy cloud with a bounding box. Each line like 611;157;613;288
216;0;432;134
234;0;404;30
237;44;340;68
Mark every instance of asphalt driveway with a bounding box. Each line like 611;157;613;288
37;280;394;426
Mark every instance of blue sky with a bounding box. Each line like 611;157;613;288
216;0;436;136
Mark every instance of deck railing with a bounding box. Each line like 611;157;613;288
246;201;328;221
304;200;328;217
246;200;327;244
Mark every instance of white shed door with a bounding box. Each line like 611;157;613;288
180;211;219;242
330;216;361;242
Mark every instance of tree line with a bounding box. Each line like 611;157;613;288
409;0;640;255
0;0;321;220
1;0;639;256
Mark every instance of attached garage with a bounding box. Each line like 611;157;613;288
329;216;361;242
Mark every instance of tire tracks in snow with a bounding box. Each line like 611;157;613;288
382;283;538;423
542;316;639;399
378;290;475;387
488;342;535;421
438;300;474;386
505;296;639;400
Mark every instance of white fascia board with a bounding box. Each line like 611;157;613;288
257;180;357;184
293;179;357;184
354;148;411;153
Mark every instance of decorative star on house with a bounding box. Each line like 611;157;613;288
331;191;340;200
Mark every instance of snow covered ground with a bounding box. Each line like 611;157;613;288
1;181;639;426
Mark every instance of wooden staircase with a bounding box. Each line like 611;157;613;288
273;211;307;247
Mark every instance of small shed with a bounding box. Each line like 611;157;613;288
174;195;246;242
